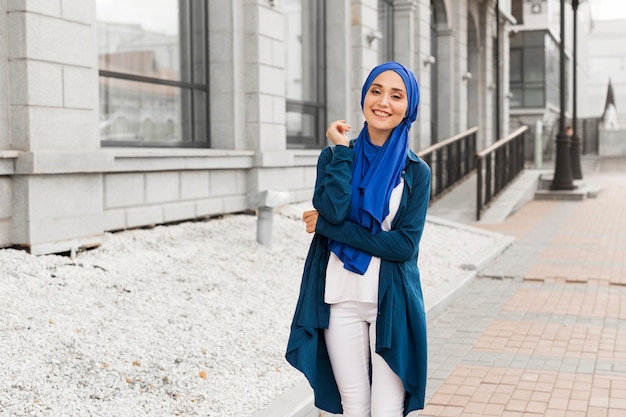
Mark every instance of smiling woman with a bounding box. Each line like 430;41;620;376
286;62;431;417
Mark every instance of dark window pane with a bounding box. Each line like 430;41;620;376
510;49;522;82
524;47;544;82
511;0;523;24
509;31;522;48
194;89;207;142
191;0;207;84
524;31;544;47
525;87;544;107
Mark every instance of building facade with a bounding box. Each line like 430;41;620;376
0;0;511;255
580;18;626;124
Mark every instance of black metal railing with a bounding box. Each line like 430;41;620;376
418;127;479;202
511;117;600;164
476;125;528;220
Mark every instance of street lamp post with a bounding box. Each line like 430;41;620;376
551;0;575;190
570;0;583;179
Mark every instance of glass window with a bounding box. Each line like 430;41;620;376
285;0;326;148
509;49;522;83
509;31;548;108
524;47;544;83
97;0;209;147
511;0;523;24
545;33;560;108
525;87;545;107
524;31;544;47
509;87;523;107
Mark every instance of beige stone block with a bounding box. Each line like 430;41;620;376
181;171;210;200
103;209;126;232
163;202;196;223
195;198;224;217
126;206;163;229
145;172;179;204
104;173;145;209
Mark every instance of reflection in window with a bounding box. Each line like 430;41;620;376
285;0;326;149
97;0;208;146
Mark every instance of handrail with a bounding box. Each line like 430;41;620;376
476;125;529;220
417;126;479;158
418;127;479;202
476;126;528;157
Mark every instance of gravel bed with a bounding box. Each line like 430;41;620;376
0;203;497;417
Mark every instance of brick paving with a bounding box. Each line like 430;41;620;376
416;162;626;417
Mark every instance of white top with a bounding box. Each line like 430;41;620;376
324;179;404;304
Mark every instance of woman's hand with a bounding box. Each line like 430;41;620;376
326;120;351;147
302;209;319;234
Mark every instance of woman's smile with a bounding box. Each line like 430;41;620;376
363;70;408;145
372;109;391;117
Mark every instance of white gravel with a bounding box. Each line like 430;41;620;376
0;203;498;417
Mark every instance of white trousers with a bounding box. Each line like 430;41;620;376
324;301;405;417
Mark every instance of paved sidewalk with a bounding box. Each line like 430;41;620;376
416;158;626;417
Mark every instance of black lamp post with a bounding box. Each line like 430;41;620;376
570;0;583;179
551;0;575;190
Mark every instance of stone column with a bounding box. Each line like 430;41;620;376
392;0;423;150
7;1;109;254
242;0;286;152
393;0;417;69
208;0;246;150
412;0;434;150
436;28;455;140
453;1;469;134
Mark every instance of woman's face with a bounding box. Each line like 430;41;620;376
363;70;408;145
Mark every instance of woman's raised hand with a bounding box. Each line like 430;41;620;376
326;120;351;147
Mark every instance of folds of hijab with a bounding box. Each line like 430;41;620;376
329;61;420;275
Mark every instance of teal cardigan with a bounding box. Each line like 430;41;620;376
285;144;432;416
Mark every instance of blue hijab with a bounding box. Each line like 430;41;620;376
329;61;420;274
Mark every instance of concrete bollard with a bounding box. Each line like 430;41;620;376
256;206;274;246
247;190;291;246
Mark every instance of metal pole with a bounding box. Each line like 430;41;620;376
570;0;583;179
495;0;501;140
535;119;543;169
550;0;575;190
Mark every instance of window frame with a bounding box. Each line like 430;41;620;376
286;0;327;149
509;30;547;109
98;1;211;148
